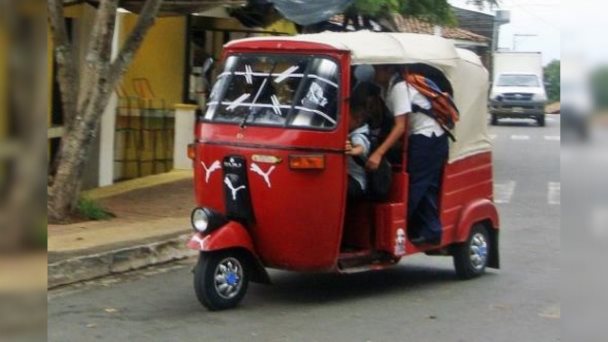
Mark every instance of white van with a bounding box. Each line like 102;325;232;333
489;52;547;126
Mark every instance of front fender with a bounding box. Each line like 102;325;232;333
186;222;271;283
187;221;255;254
455;198;499;242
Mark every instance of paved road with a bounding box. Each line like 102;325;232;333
48;115;560;342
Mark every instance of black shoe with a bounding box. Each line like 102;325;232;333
411;236;441;246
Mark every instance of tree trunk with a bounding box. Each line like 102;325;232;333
0;0;48;249
47;0;163;222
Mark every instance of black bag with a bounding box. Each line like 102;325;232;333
366;157;392;201
353;152;392;201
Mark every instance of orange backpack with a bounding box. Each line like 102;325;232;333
403;73;459;140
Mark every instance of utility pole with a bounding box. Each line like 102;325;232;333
491;10;510;80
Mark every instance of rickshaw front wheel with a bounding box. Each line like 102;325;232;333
194;251;249;311
452;224;490;280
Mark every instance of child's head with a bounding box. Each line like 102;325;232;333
349;96;368;130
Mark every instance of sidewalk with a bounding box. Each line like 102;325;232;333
48;171;197;288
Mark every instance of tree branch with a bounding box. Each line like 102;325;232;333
108;0;164;87
77;0;119;113
47;0;79;127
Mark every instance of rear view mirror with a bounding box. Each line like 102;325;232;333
202;57;214;74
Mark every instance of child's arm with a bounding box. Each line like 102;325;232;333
345;139;365;156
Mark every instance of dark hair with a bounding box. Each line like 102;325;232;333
351;81;384;125
349;95;367;122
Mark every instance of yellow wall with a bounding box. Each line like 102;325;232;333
263;18;298;36
63;3;84;17
119;15;186;107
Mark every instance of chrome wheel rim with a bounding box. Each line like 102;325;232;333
469;233;488;271
213;257;243;299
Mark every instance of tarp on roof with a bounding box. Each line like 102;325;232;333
266;0;354;26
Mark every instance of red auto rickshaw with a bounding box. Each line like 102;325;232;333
186;31;499;310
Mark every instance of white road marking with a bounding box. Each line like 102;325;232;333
544;135;560;141
548;182;560;205
489;134;497;140
494;181;516;204
511;135;530;141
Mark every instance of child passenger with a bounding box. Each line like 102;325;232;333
345;97;371;199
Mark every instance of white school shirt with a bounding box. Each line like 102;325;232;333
385;74;444;137
347;124;371;191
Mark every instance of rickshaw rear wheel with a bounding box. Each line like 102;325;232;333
490;114;498;125
453;224;490;280
194;251;249;311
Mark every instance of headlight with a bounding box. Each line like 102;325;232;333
190;207;228;234
532;93;547;102
191;208;209;232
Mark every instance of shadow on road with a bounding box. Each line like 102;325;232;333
246;264;498;306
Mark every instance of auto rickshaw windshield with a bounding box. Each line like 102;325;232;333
204;54;340;129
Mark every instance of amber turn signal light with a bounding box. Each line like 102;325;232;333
289;154;325;170
187;143;196;160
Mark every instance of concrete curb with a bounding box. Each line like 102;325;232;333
48;234;197;289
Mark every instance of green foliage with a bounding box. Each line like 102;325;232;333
591;65;608;109
77;197;114;221
544;60;560;102
351;0;497;25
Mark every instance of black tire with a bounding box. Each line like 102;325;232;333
490;114;498;126
194;251;249;310
453;224;490;280
537;114;545;127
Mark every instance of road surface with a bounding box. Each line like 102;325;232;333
49;115;560;342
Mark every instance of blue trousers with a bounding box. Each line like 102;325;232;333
407;133;449;240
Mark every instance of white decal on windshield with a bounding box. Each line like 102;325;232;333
244;65;253;84
201;160;221;183
217;72;337;88
250;163;276;188
227;93;251;111
274;65;299;83
270;95;282;116
250;78;268;109
303;81;328;107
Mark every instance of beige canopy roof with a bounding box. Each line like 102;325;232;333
227;31;491;162
227;31;461;68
